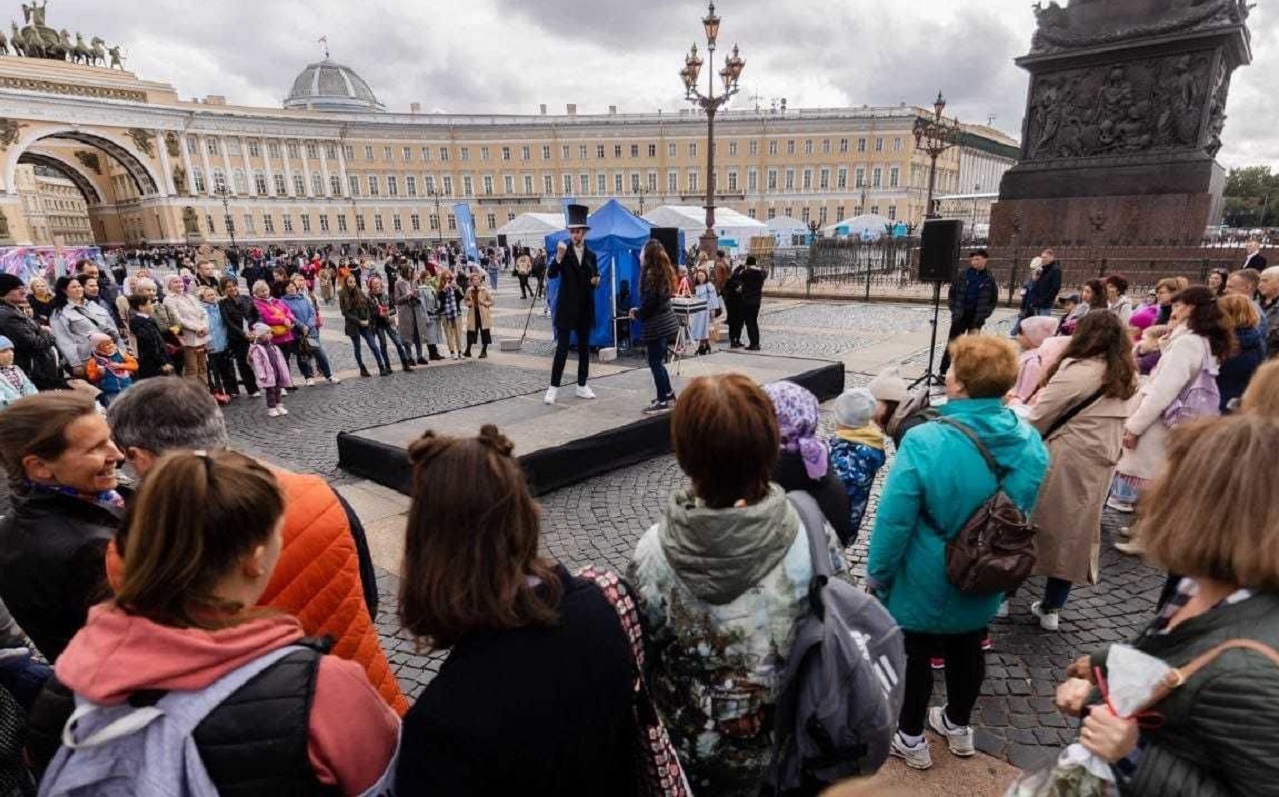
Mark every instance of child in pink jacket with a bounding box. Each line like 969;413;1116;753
249;322;293;417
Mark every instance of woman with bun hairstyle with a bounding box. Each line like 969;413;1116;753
395;425;636;794
32;449;399;794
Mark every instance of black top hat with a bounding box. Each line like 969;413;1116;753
566;204;590;230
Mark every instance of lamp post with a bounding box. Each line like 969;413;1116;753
633;184;651;215
680;1;745;259
911;91;961;222
213;184;237;250
427;188;445;247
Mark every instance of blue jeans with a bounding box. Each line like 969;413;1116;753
349;327;386;372
375;324;412;367
646;338;674;402
303;332;333;379
1041;577;1072;611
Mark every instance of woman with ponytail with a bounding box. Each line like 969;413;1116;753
32;450;399;794
395;425;636;794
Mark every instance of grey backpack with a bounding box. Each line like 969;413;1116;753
38;646;301;797
762;492;906;795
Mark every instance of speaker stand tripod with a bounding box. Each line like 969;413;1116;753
910;280;947;394
670;319;705;377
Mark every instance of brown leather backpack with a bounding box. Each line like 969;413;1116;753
932;417;1038;594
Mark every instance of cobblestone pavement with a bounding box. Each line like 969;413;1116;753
374;394;1164;769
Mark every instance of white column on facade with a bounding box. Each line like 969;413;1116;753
300;140;315;198
240;137;256;197
281;139;297;198
156;134;176;196
335;142;349;198
318;142;333;199
219;136;235;194
197;135;214;196
262;139;277;200
179;137;195;196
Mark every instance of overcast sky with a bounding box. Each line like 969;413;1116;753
36;0;1279;168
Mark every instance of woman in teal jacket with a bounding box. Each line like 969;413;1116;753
868;334;1049;772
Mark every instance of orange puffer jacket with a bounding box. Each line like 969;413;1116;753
106;470;407;715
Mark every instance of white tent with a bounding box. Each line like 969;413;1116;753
823;213;894;238
494;213;564;247
767;215;811;245
642;205;768;251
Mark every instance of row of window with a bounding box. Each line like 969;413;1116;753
185;136;909;165
188;164;907;199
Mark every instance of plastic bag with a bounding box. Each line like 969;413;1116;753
1005;743;1118;797
1005;644;1173;797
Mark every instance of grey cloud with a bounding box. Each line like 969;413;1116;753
29;0;1279;166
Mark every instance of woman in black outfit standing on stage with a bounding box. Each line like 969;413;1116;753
630;240;681;416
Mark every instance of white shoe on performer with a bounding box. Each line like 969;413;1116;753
544;386;558;405
575;385;597;400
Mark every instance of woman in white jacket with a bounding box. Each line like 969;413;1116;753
1110;287;1232;524
162;274;211;386
50;275;120;376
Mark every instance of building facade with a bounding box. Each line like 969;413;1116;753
14;162;93;245
0;53;1018;249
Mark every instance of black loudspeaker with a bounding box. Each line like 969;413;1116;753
919;219;964;283
496;234;508;248
650;227;680;264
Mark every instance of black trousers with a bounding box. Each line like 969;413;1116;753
551;325;591;387
938;313;980;376
229;340;258;395
742;300;762;347
899;629;986;736
208;350;238;395
517;273;532;299
725;298;743;344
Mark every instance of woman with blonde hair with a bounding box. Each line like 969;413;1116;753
1053;416;1279;794
1216;293;1264;413
1241;359;1279;419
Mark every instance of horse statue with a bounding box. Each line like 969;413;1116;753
0;30;8;56
108;44;123;69
70;31;90;64
56;28;70;59
88;35;105;66
9;23;24;57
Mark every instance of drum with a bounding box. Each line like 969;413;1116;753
670;296;708;318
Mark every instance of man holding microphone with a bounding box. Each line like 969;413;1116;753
545;204;600;404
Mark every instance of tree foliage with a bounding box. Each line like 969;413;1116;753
1224;166;1278;227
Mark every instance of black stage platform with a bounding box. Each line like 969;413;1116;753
337;351;845;496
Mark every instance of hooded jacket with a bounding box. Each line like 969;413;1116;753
867;398;1049;634
48;606;398;795
627;484;837;795
1217;325;1264;412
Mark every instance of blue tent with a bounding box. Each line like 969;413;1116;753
544;199;655;347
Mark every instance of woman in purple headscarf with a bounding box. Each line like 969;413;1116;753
763;380;854;545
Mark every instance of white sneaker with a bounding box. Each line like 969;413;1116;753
277;405;289;416
267;407;280;418
996;599;1010;619
928;706;975;757
249;392;262;398
890;733;933;770
575;385;597;400
1030;601;1060;631
304;378;315;387
327;376;341;384
544;386;558;405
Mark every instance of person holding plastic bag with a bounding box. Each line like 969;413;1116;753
1033;415;1279;797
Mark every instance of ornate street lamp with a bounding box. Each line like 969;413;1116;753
680;2;745;259
633;184;651;215
912;90;962;221
427;187;445;247
213;184;237;250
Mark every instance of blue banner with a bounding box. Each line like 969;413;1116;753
453;203;480;260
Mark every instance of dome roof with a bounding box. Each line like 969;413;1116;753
284;60;384;113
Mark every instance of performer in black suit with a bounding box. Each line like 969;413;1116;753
545;204;600;404
1244;239;1268;272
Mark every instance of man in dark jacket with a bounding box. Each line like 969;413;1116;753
939;250;999;376
218;277;259;396
1025;248;1062;317
740;256;767;350
545;204;600;405
0;273;63;390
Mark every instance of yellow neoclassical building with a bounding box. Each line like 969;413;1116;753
0;46;1018;248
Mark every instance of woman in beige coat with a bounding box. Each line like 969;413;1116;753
1026;311;1139;631
463;271;494;358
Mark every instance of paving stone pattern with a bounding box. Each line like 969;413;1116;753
371;397;1164;768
